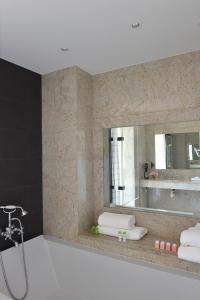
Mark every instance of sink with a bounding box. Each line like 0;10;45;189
140;179;200;191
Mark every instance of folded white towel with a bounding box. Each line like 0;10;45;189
98;225;147;241
178;245;200;264
191;176;200;182
180;229;200;248
98;212;135;230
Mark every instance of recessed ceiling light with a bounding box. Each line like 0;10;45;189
60;47;69;52
131;23;141;29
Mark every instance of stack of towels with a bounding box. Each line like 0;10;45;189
178;223;200;264
98;212;147;241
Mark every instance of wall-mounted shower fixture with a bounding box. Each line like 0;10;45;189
0;205;28;300
144;162;149;179
0;206;27;246
0;205;28;216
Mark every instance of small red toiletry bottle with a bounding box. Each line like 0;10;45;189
171;243;177;253
166;242;171;252
160;241;165;250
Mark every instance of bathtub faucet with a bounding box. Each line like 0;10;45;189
0;205;28;247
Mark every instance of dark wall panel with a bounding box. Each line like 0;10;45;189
0;58;42;250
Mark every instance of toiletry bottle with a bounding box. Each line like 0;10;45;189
166;242;171;252
118;231;122;242
154;240;160;250
123;231;127;242
172;243;177;253
160;241;165;250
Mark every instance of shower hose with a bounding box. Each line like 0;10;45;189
0;218;28;300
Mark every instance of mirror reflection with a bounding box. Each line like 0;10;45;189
103;121;200;216
154;132;200;169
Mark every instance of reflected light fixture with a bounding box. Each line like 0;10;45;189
60;47;69;52
131;22;141;29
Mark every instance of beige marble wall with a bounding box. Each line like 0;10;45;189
93;51;200;240
43;66;94;241
43;50;200;243
76;68;94;233
93;51;200;119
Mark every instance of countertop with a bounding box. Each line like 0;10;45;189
140;178;200;191
77;232;200;276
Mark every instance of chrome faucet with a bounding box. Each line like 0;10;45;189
0;206;28;247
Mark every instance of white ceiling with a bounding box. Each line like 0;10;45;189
0;0;200;75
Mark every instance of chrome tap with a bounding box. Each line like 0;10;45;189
0;206;28;247
0;206;29;300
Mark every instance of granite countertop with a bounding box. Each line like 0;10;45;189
78;233;200;276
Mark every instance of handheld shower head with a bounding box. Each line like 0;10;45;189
0;206;28;216
21;210;28;216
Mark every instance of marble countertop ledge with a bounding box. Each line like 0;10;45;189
140;179;200;191
77;233;200;276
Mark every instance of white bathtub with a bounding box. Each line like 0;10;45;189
0;235;200;300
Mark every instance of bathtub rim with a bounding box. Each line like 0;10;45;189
44;235;200;281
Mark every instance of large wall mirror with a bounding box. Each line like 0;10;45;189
103;121;200;217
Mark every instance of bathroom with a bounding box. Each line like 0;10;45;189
1;1;200;299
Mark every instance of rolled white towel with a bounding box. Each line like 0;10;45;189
194;223;200;229
98;212;135;230
188;223;200;231
98;225;147;241
180;229;200;248
178;245;200;264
